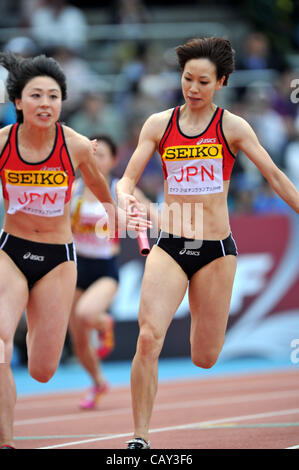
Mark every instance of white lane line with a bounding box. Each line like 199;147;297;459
36;407;299;449
15;378;299;410
15;389;299;426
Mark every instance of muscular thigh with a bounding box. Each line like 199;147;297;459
138;245;188;336
26;261;77;363
77;277;118;316
0;251;28;348
188;255;237;349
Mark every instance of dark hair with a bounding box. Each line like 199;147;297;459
175;37;235;86
0;52;67;123
90;134;117;159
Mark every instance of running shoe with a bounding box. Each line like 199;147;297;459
79;382;109;410
96;316;114;359
126;437;151;449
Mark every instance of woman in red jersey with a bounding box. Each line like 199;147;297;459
0;52;149;449
116;37;299;449
69;134;158;410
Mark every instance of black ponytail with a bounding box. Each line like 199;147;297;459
0;52;67;123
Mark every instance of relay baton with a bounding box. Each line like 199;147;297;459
137;230;150;256
132;205;150;256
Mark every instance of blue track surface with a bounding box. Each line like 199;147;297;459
13;355;296;396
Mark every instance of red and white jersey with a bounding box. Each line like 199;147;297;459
71;178;120;259
159;106;236;196
0;122;75;217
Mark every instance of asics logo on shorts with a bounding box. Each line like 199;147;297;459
23;252;45;262
179;249;200;256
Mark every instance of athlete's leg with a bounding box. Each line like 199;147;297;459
131;245;188;442
69;289;102;386
74;277;118;330
0;251;28;448
188;255;237;368
69;278;118;386
26;261;77;383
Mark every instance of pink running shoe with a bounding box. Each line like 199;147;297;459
79;382;109;410
97;316;115;359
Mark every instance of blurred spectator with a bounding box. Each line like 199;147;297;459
30;0;88;52
51;46;108;120
3;36;40;57
295;110;299;134
111;0;150;26
109;0;151;49
115;44;167;121
116;116;163;201
233;188;254;214
284;138;299;189
252;179;291;214
138;46;181;109
0;36;39;87
0;0;21;27
115;41;148;110
68;92;126;145
0;36;40;126
237;31;287;72
231;171;259;215
114;117;143;178
270;69;299;139
19;0;41;27
295;23;299;49
120;80;165;126
241;85;288;168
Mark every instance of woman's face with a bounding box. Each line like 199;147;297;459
95;140;116;177
15;76;62;127
181;58;225;109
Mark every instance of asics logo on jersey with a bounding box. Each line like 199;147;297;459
23;252;45;262
196;138;217;145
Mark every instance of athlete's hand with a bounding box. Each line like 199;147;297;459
116;192;152;233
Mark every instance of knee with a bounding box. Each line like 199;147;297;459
191;349;219;369
0;336;13;365
137;327;163;361
74;304;92;329
74;299;101;329
28;362;56;383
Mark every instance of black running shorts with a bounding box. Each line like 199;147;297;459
156;231;237;280
0;230;76;289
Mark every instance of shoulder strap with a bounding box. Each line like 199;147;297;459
0;124;17;171
158;107;178;155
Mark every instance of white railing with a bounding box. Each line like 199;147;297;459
0;21;230;42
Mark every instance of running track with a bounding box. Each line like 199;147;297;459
12;364;299;450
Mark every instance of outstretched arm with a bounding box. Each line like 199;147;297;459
116;113;160;217
72;133;151;233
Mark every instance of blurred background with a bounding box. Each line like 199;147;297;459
0;0;298;376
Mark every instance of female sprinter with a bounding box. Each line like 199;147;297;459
116;37;299;449
0;53;148;449
69;134;157;410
